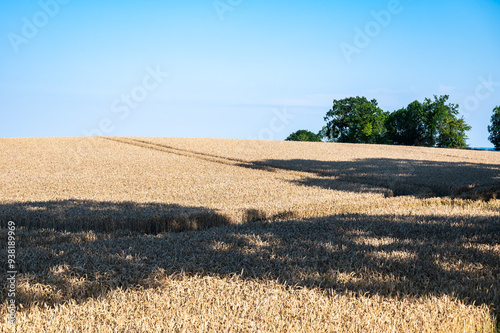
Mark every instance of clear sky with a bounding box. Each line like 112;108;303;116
1;0;499;147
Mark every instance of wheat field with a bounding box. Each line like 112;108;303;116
0;136;499;332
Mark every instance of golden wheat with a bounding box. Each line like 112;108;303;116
0;137;499;332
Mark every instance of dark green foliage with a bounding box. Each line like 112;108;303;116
317;95;470;148
385;101;427;146
285;130;322;142
323;96;387;144
424;95;470;148
385;95;471;148
487;106;500;150
435;112;471;148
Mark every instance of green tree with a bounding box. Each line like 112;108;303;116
425;95;470;148
488;106;500;150
385;95;471;148
421;95;451;147
436;112;471;148
385;100;427;145
323;96;387;144
285;130;322;142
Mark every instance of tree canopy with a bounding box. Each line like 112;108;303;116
385;100;427;146
323;96;387;144
488;106;500;150
385;95;471;148
285;130;322;142
287;95;472;149
423;95;470;148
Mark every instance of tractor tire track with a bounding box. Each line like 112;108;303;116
100;137;313;179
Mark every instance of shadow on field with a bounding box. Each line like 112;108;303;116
0;199;230;234
1;199;498;318
101;137;500;199
243;158;500;199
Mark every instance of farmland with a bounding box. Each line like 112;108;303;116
0;136;499;332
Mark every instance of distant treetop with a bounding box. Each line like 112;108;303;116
285;130;322;142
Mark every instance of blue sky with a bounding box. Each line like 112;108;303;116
1;0;499;147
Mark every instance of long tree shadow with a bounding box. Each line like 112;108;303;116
240;158;500;198
0;199;230;234
1;199;498;318
100;137;500;199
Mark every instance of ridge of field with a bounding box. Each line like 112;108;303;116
0;137;499;332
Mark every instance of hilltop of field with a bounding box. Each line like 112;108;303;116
0;137;499;332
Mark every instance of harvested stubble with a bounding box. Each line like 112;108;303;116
0;136;499;332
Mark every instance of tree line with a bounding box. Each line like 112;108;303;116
286;95;500;150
